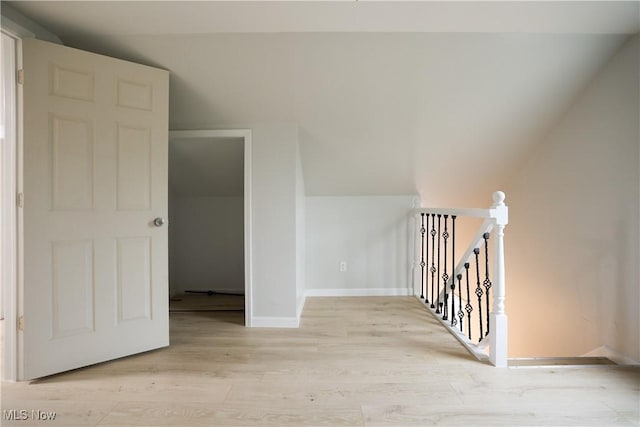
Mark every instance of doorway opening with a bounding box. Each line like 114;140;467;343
167;130;252;326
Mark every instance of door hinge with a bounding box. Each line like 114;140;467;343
17;192;23;208
17;316;24;331
17;69;24;85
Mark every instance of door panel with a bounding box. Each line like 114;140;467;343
50;115;94;210
117;237;152;322
22;38;169;380
51;240;94;338
116;124;151;210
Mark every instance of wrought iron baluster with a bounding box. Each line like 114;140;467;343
451;215;457;326
464;262;472;340
483;232;492;336
435;214;442;314
429;214;436;309
474;248;484;341
449;278;455;326
441;215;449;320
425;214;430;304
419;213;426;300
457;274;464;331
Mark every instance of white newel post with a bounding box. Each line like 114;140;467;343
489;191;508;367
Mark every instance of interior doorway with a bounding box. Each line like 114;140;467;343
167;130;252;325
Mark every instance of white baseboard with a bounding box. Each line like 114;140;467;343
581;345;640;365
251;316;300;328
296;295;307;319
305;288;412;297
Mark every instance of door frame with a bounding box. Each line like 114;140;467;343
1;29;22;382
168;130;253;327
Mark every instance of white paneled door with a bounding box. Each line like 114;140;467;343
22;39;169;379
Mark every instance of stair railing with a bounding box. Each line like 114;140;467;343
413;191;508;367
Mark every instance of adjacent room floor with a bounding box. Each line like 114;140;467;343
169;292;245;312
2;297;639;426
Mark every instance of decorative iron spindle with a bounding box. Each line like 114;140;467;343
464;262;472;340
483;232;492;336
425;214;430;304
450;278;455;326
451;215;457;326
419;213;426;300
474;248;484;341
435;214;442;314
456;274;464;331
441;215;449;320
429;214;436;309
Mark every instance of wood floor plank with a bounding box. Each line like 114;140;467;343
97;402;363;426
225;381;461;408
3;375;232;404
361;402;636;426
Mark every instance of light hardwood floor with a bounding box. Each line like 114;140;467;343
2;297;639;426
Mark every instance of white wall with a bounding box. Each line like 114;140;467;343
250;124;299;322
305;196;416;296
505;35;639;361
169;196;244;294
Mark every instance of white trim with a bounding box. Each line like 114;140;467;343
415;207;491;218
305;288;412;297
581;345;640;366
242;131;253;327
169;129;249;139
296;294;307;320
0;33;16;321
1;31;20;382
251;316;300;328
168;129;253;327
15;35;24;382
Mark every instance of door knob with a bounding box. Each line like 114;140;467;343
154;217;166;227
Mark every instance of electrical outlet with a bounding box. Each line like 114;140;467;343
339;261;347;272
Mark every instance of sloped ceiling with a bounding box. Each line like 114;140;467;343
8;1;639;204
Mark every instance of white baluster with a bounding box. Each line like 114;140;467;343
490;191;508;367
